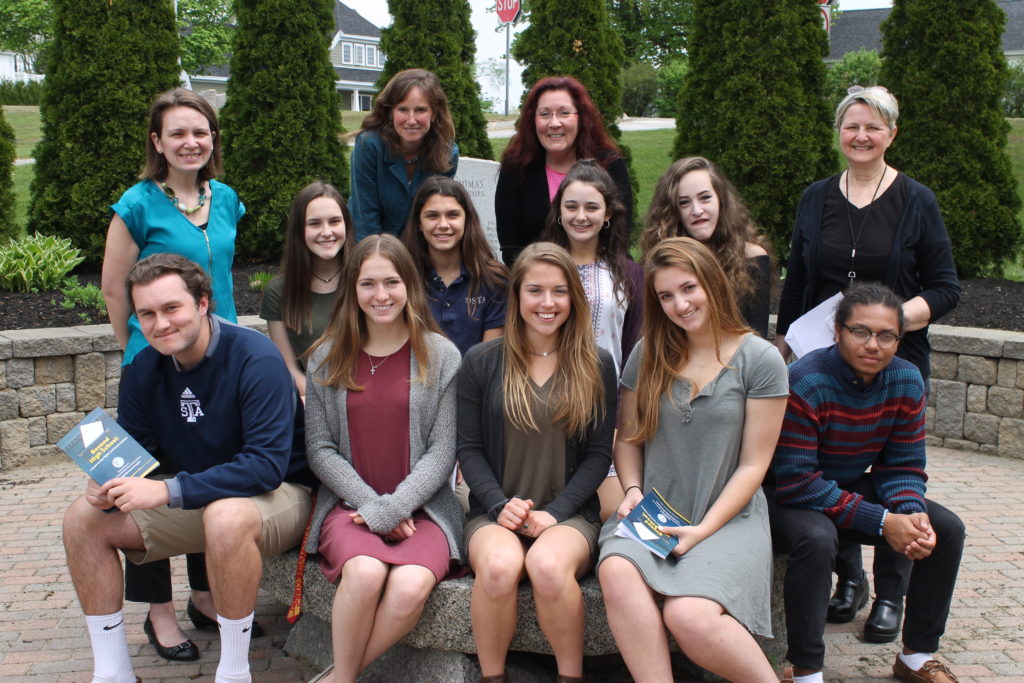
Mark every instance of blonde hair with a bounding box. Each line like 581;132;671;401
310;235;440;390
834;85;899;130
503;242;605;437
631;238;750;443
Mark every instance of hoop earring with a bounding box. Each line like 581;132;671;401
557;216;563;226
602;220;610;230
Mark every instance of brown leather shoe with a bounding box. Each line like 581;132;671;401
893;656;959;682
778;666;795;683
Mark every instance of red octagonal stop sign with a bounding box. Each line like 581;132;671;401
497;0;520;24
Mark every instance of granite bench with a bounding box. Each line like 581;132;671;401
261;551;788;682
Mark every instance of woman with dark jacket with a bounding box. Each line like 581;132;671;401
495;76;633;266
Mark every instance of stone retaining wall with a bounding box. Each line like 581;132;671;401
0;317;1021;469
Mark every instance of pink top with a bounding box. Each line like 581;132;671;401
545;165;566;200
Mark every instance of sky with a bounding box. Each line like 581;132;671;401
341;0;894;112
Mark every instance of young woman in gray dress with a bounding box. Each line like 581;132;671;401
598;237;789;682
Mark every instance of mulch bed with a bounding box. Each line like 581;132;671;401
1;265;1023;333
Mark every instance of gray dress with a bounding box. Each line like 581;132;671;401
597;334;788;636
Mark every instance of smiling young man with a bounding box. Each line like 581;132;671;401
62;254;313;683
768;282;965;683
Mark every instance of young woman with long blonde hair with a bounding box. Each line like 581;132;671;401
598;238;789;682
457;242;617;682
303;235;464;683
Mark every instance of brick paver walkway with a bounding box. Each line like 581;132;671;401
1;446;1021;682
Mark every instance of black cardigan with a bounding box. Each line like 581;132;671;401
776;173;961;381
456;339;618;523
495;155;633;266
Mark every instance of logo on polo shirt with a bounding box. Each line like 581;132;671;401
180;387;204;423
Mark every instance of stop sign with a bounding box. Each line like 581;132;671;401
497;0;520;24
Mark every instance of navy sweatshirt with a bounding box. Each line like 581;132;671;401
118;316;313;509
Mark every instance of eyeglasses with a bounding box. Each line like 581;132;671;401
536;109;577;121
841;324;901;348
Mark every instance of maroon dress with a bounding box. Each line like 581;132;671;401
318;343;452;582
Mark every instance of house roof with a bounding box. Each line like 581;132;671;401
333;1;381;38
827;1;1024;61
334;66;381;83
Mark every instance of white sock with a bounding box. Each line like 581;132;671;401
899;651;935;671
793;673;824;683
84;611;135;683
215;612;254;683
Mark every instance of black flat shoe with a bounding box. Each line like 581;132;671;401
143;615;199;662
826;573;870;623
187;598;264;637
864;597;903;643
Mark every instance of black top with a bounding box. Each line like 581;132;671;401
816;173;906;304
495;153;633;266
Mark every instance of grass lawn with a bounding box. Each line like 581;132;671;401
11;163;32;230
3;105;42;158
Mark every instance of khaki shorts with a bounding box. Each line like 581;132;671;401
124;482;312;565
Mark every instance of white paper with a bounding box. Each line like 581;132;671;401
79;420;105;447
785;292;844;359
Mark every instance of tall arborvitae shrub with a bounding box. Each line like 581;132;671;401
221;0;346;261
28;0;179;264
378;0;493;160
513;0;626;138
674;0;836;260
0;106;15;241
881;0;1021;277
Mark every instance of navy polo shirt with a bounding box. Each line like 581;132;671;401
426;266;506;356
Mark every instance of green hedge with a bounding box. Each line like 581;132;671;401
0;80;44;106
221;0;347;261
0;106;15;240
27;0;180;265
881;0;1022;277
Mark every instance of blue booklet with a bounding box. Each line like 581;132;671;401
615;487;692;559
57;407;159;484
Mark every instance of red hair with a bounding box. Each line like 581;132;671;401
500;76;620;176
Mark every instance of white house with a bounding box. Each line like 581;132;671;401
0;51;43;82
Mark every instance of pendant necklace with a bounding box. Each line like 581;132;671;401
528;348;558;357
367;351;394;375
844;167;887;284
312;265;343;284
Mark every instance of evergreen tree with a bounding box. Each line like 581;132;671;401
880;0;1021;277
674;0;836;260
378;0;492;160
0;106;15;241
513;0;625;137
28;0;179;263
221;0;346;261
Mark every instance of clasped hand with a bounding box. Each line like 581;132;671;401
350;512;417;542
85;477;168;512
882;511;936;560
499;497;555;538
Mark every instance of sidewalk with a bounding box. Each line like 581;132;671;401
0;445;1021;682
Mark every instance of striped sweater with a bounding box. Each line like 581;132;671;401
772;345;928;536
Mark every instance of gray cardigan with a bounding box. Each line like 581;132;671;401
303;332;464;563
